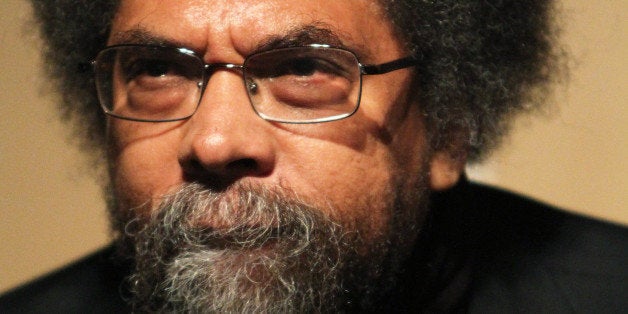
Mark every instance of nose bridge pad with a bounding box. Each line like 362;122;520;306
246;78;258;95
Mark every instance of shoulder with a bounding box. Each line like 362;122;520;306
0;245;131;314
434;180;628;313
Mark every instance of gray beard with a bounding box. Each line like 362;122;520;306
117;182;427;313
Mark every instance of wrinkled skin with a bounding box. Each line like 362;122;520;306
107;0;464;311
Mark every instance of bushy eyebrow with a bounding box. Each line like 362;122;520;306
109;28;184;47
252;24;350;52
109;23;362;56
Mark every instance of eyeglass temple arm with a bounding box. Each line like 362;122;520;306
360;56;419;75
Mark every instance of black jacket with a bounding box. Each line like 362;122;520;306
1;180;626;313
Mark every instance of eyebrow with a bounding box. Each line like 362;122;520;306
109;28;184;47
252;24;352;52
109;23;363;57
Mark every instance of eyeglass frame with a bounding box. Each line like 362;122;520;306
91;43;419;124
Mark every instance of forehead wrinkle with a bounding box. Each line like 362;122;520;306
110;1;379;60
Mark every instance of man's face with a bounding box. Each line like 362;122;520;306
107;0;461;311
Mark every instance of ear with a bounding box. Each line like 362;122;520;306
428;151;466;191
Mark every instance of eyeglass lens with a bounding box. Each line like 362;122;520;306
94;45;362;123
244;47;361;123
95;46;204;121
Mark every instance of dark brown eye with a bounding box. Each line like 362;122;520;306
125;59;172;80
283;58;317;76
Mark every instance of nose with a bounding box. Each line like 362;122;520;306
178;71;276;188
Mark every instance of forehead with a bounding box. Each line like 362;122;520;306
110;0;402;60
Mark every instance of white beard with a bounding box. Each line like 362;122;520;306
117;181;427;313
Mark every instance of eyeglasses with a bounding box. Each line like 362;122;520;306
93;44;418;123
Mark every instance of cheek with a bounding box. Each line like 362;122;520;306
109;122;184;216
268;83;429;244
275;130;410;244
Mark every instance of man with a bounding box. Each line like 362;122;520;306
1;0;626;313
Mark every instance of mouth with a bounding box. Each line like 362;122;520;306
183;223;303;252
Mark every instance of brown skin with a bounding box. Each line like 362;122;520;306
108;0;464;253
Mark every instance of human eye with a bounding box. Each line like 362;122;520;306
112;46;202;91
121;56;184;88
246;47;355;81
274;56;345;78
126;58;166;77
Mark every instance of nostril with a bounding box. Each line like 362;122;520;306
226;158;259;174
180;158;207;178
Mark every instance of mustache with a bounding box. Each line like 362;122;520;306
129;182;345;253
